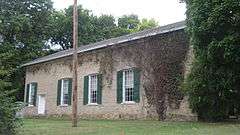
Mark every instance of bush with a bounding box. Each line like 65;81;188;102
185;0;240;121
0;91;22;135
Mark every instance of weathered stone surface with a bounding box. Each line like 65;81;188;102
23;30;197;121
166;96;198;121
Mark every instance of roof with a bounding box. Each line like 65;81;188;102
22;21;186;67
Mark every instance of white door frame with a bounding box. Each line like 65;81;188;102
38;95;46;115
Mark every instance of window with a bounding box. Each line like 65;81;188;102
26;82;37;106
123;69;134;102
83;74;102;105
61;79;69;105
88;75;98;104
117;68;140;104
28;83;36;106
57;78;72;106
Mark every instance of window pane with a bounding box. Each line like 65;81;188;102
89;75;97;103
29;84;35;105
124;70;134;102
62;79;69;105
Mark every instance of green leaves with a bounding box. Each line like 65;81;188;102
0;0;53;101
0;91;22;135
139;18;158;31
185;0;240;121
49;9;159;50
118;14;140;30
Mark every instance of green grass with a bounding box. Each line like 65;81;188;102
19;118;240;135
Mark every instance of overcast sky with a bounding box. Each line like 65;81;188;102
52;0;186;26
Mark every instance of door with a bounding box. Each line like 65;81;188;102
38;95;46;115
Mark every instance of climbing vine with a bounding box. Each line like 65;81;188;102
135;31;188;120
96;30;188;120
26;30;189;120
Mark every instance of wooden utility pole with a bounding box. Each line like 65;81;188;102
72;0;78;127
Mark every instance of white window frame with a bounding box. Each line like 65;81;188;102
88;74;98;105
60;79;69;106
122;69;135;103
28;83;35;106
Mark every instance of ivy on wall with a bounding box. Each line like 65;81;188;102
26;30;189;120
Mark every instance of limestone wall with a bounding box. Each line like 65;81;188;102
23;30;196;121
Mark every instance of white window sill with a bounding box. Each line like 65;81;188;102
27;105;34;107
87;103;98;106
121;101;136;105
60;104;69;107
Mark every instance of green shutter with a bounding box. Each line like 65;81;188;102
97;74;102;104
68;78;72;105
32;83;38;106
83;76;89;105
117;70;123;103
26;84;30;104
133;68;140;103
57;80;62;106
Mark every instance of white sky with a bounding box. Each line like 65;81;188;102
52;0;186;26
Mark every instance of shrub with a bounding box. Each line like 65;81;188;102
0;91;22;135
185;0;240;121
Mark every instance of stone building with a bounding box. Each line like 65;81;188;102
22;21;197;121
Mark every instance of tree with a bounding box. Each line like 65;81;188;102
139;18;158;31
50;8;159;50
49;6;119;50
49;10;72;50
95;15;118;40
117;15;158;33
0;1;54;132
184;0;240;121
118;14;140;30
0;0;53;99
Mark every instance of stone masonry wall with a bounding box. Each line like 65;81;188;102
23;30;197;121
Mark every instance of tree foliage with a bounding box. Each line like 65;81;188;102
0;0;54;132
0;0;53;99
49;6;119;50
185;0;240;121
139;18;158;31
49;10;159;50
118;14;140;30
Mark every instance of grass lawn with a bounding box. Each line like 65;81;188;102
19;118;240;135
